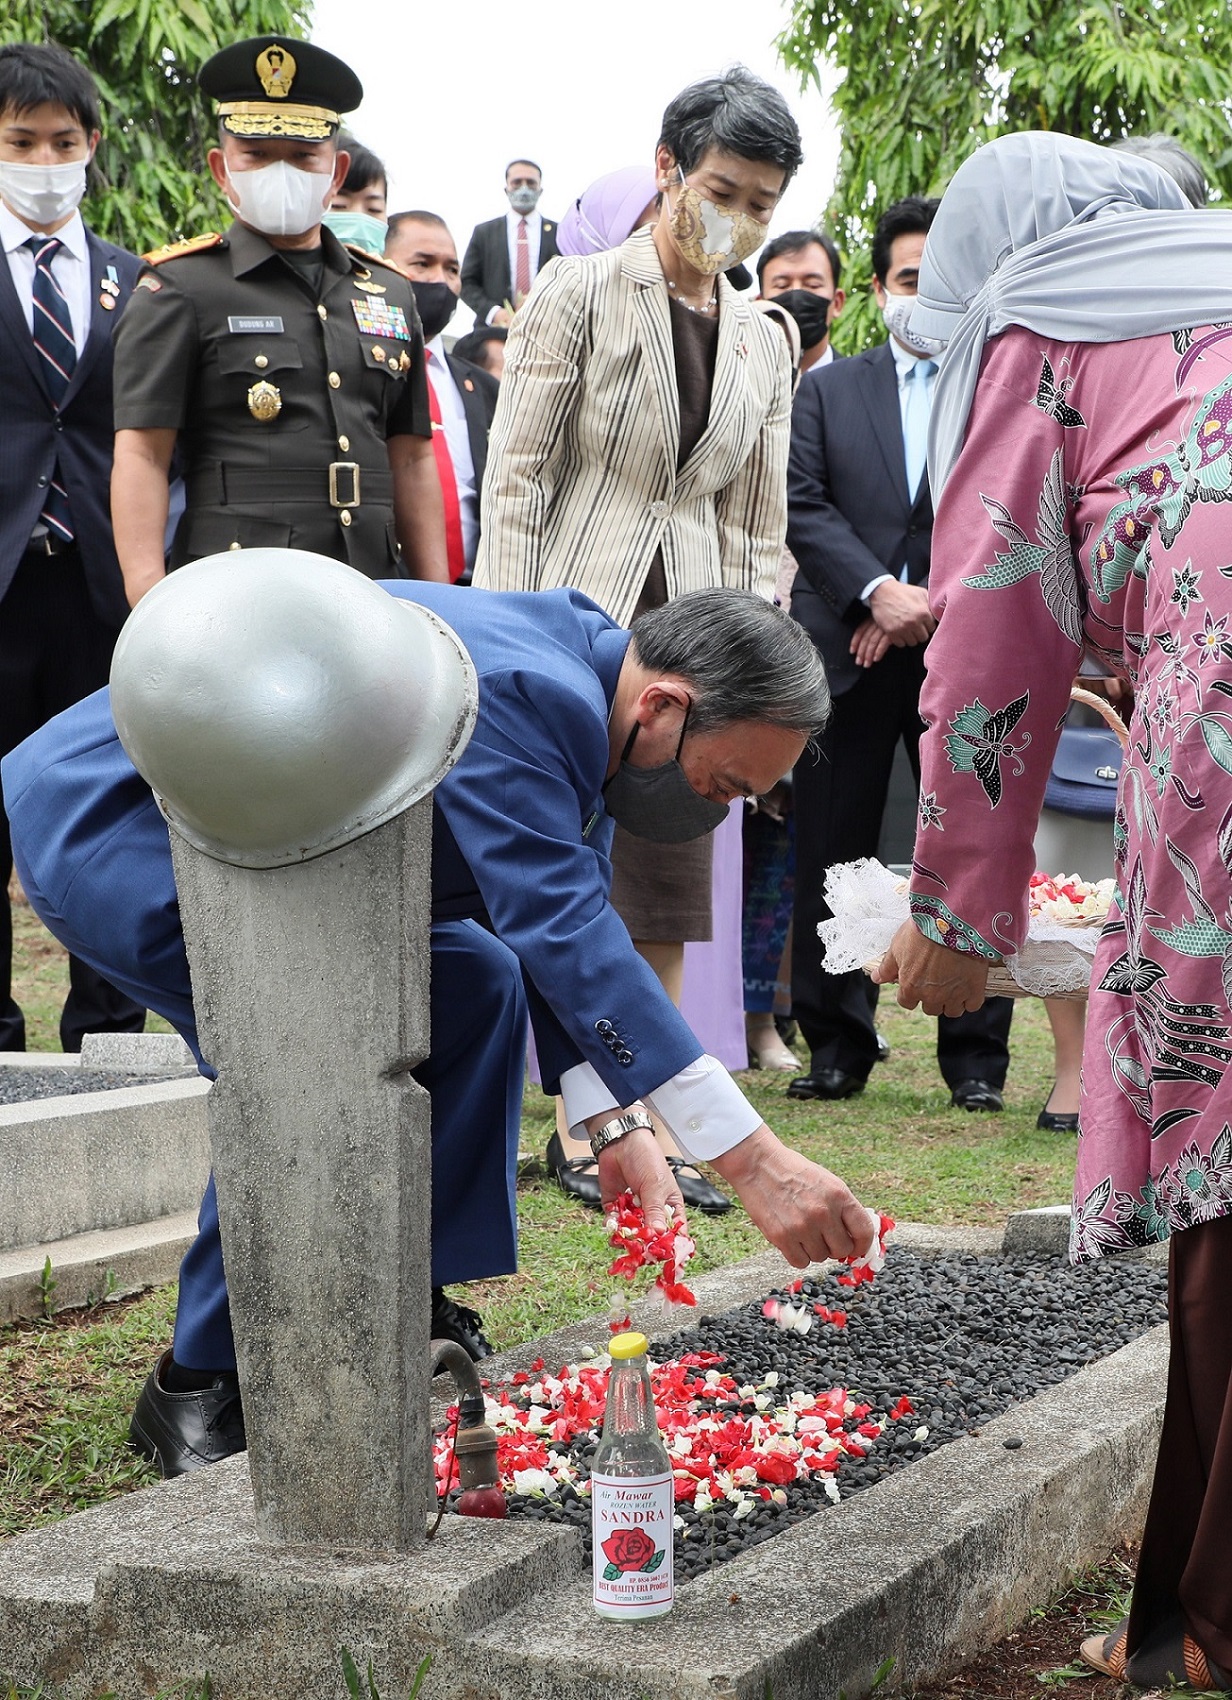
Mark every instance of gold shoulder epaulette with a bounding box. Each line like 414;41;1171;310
344;242;406;275
142;232;225;266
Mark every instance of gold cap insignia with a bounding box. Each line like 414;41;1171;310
248;379;282;422
256;44;295;98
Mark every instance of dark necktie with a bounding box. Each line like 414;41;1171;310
25;235;77;542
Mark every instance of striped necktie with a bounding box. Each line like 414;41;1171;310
25;235;77;542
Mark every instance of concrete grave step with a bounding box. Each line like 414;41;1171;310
0;1210;196;1326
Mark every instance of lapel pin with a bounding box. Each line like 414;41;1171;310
99;291;116;310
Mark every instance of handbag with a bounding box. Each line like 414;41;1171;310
1043;723;1123;819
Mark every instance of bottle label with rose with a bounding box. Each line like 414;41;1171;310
591;1470;674;1613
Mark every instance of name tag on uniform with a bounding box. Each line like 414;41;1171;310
351;298;410;340
228;315;284;333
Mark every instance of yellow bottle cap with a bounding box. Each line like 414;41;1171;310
608;1331;650;1360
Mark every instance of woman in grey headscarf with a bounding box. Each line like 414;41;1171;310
877;131;1232;1687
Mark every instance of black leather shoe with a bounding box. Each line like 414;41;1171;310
1037;1107;1079;1131
666;1156;732;1215
129;1350;246;1477
431;1287;494;1361
950;1078;1005;1113
786;1068;866;1101
546;1130;602;1209
875;1030;891;1063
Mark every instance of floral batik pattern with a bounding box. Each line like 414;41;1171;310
913;325;1232;1262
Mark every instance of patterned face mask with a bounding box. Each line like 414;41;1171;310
666;168;764;276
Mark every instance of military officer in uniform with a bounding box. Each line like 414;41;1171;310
110;36;448;604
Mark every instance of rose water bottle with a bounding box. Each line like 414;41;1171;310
591;1331;674;1620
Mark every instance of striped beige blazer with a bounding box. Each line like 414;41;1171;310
471;225;791;626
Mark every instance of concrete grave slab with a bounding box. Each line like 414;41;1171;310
0;1078;210;1253
0;1228;1167;1700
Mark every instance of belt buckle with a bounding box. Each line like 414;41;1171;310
328;462;361;508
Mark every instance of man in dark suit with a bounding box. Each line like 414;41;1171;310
385;210;500;582
460;158;557;327
786;196;1013;1110
0;40;145;1052
757;228;846;375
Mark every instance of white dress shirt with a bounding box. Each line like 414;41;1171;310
1;203;91;355
559;1053;762;1163
488;207;544;324
859;334;935;605
425;336;479;572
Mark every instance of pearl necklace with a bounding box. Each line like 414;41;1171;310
666;277;717;316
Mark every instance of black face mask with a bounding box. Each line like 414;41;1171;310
411;279;458;342
771;288;832;352
601;698;731;844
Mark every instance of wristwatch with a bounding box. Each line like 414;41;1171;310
589;1110;655;1160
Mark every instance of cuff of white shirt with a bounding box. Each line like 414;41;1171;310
860;573;894;607
558;1057;762;1162
485;305;502;325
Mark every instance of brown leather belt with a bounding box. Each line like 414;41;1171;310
186;463;393;510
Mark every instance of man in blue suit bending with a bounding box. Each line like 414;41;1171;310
3;573;874;1476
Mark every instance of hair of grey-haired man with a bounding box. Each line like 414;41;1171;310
1112;133;1208;208
630;587;831;739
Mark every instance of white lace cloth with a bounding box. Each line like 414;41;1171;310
817;858;1104;998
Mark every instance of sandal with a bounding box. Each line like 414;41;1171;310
1079;1619;1129;1679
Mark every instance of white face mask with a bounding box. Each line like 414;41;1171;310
881;288;946;358
0;158;89;228
225;160;332;238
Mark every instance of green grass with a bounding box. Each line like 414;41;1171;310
10;896;175;1050
1;907;1073;1546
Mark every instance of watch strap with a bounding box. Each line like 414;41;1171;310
589;1110;654;1159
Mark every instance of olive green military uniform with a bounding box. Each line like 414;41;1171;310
112;221;430;576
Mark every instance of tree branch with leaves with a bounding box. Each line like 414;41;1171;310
778;0;1232;351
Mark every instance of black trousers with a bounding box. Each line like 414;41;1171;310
0;548;145;1051
791;643;1012;1085
1127;1214;1232;1675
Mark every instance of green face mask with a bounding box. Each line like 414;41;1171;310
322;210;388;253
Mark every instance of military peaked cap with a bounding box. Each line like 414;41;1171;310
199;35;362;141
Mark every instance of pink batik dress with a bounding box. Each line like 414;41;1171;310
913;322;1232;1261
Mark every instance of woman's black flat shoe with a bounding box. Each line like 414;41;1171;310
666;1156;732;1215
546;1130;603;1209
1036;1092;1079;1133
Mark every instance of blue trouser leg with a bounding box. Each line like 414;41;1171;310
172;917;527;1369
6;700;528;1372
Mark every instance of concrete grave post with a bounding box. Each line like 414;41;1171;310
170;803;433;1550
110;549;478;1554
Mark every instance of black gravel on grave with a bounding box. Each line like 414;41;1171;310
480;1247;1167;1580
0;1067;184;1105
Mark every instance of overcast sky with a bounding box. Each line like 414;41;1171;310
311;0;840;331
